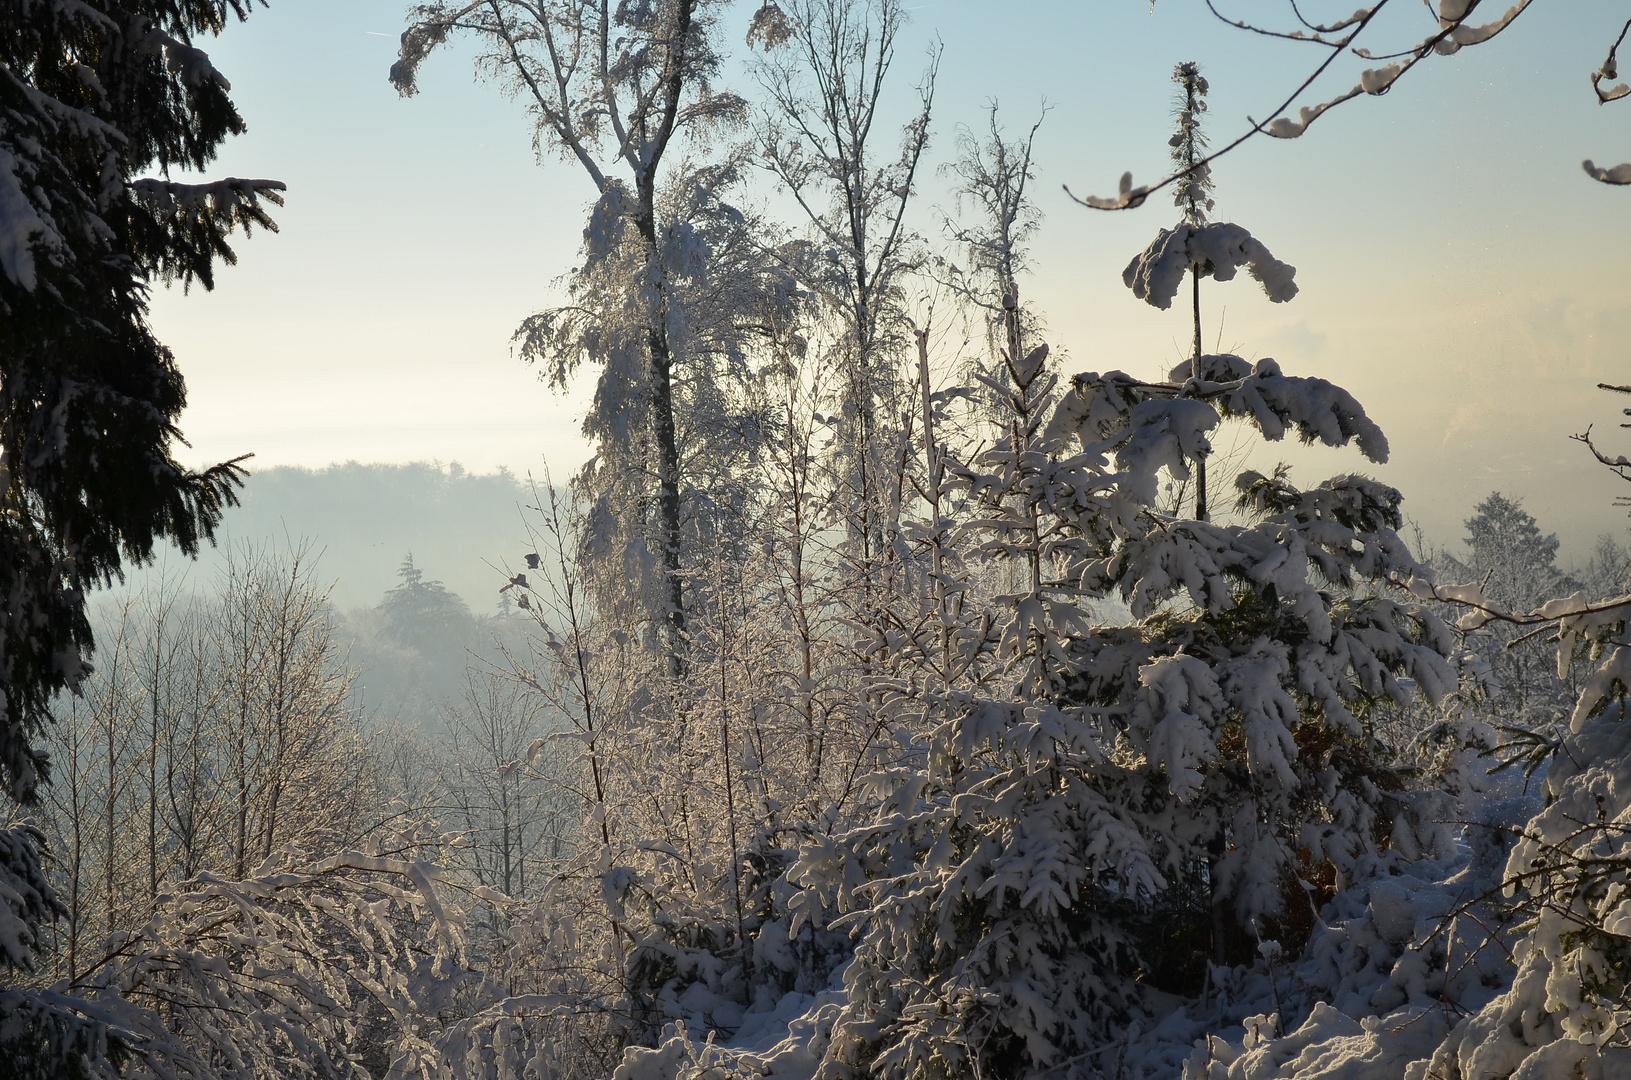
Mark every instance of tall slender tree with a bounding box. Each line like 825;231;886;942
749;0;939;567
943;104;1047;432
394;0;746;672
1171;63;1214;516
1122;64;1298;525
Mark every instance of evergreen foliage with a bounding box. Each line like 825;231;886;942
0;821;131;1078
795;97;1460;1073
380;554;473;654
1438;494;1585;732
10;5;1631;1080
803;311;1157;1080
1170;62;1214;228
0;0;282;803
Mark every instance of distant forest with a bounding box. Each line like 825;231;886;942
107;462;538;731
129;461;534;612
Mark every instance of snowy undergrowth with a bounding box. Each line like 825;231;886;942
606;766;1555;1080
1190;701;1631;1080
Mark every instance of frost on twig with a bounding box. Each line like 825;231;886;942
1593;18;1631;103
745;2;794;49
1092;1;1533;199
1064;170;1150;210
1584;159;1631;185
1122;222;1297;309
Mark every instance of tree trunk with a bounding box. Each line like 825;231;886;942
635;186;687;676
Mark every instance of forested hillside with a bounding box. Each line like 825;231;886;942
124;462;531;612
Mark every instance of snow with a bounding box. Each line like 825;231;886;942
12;2;1629;1075
0;821;56;971
1265;104;1333;140
1077;171;1152;210
128;177;287;214
626;796;1544;1080
1583;159;1631;185
0;147;58;290
1443;3;1531;49
1189;356;1389;462
1122;223;1299;310
1192;1002;1449;1080
1358;64;1402;95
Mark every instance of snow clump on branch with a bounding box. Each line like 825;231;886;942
1122;222;1298;310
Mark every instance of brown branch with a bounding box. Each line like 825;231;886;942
1069;1;1532;211
1572;427;1631;482
1202;0;1345;46
1593;17;1631;104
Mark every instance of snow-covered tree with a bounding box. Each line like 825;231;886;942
0;820;126;1079
749;0;938;569
796;306;1163;1080
32;548;407;985
395;0;758;671
38;831;475;1080
777;80;1463;1076
0;0;281;805
1083;110;1455;973
1451;493;1579;613
1433;494;1583;733
1404;389;1631;1079
942;104;1049;435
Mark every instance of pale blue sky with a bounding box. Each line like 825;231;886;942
149;0;1631;560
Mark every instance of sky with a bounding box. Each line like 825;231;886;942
148;0;1631;564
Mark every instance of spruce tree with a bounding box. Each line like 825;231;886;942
800;69;1463;1079
799;305;1162;1080
380;554;473;653
1437;494;1582;731
0;1;281;803
1082;65;1458;973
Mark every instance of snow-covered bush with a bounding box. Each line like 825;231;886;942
0;820;132;1079
1426;702;1631;1079
795;316;1163;1079
59;835;475;1080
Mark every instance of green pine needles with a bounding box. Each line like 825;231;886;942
0;1;283;803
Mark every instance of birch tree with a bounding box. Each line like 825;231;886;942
749;0;938;569
393;0;747;671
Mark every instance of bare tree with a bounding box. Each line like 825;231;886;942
942;103;1046;435
436;671;573;934
749;0;939;567
33;546;386;979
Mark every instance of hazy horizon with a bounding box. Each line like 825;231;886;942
143;0;1631;568
118;455;1629;617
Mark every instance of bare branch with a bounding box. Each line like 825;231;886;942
1072;1;1534;211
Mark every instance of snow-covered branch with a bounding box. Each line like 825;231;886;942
1071;1;1534;211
